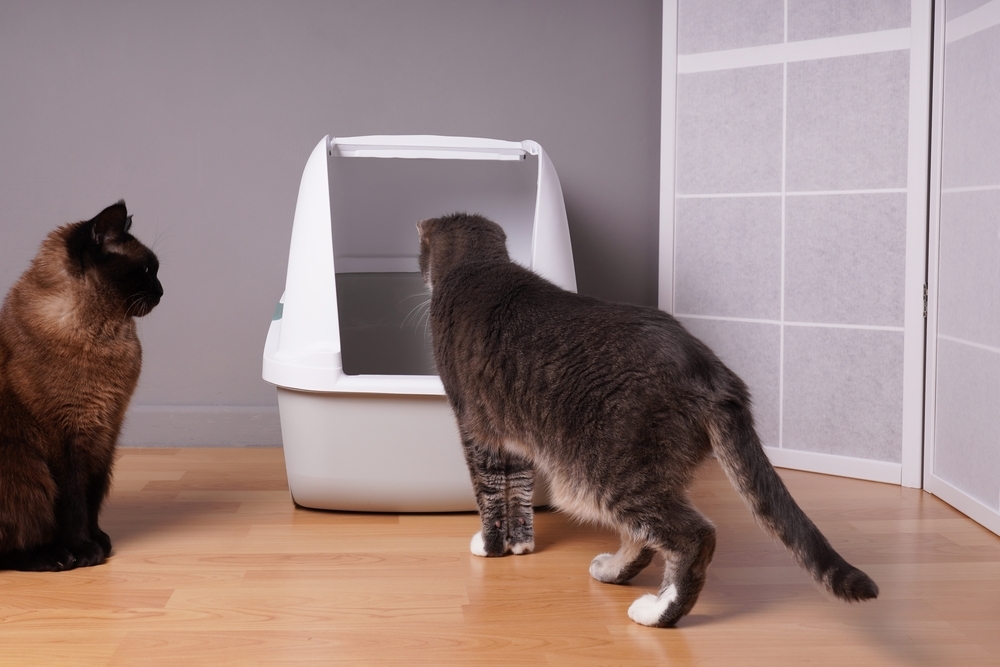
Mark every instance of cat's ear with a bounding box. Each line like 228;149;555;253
90;200;130;246
416;219;431;238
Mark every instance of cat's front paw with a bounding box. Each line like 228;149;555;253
470;530;507;557
506;516;534;555
627;585;680;627
470;531;488;557
507;539;534;555
69;539;107;568
91;529;112;558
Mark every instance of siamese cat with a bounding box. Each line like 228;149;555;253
0;201;162;571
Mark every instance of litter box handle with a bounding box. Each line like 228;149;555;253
331;135;526;161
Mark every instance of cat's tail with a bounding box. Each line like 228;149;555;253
708;400;878;602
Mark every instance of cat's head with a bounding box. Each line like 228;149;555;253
65;201;163;317
416;213;509;290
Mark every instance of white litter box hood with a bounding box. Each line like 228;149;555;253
263;135;575;512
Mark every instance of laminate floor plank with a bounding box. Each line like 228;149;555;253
0;447;997;666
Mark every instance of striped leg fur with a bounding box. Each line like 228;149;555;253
463;434;536;557
504;453;535;555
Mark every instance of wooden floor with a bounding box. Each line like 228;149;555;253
1;448;998;666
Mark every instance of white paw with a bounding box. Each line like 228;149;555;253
508;540;534;555
589;553;615;582
470;531;488;557
627;585;679;627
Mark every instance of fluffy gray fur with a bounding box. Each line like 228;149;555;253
417;212;877;628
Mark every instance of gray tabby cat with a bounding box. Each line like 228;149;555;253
417;212;878;628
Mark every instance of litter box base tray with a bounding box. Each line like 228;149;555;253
278;387;477;512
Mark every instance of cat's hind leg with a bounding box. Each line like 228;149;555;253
627;497;716;628
590;534;655;584
0;444;65;570
504;451;535;555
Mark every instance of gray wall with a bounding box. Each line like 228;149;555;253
0;1;662;444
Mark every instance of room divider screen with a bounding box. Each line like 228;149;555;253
924;0;1000;536
659;0;932;488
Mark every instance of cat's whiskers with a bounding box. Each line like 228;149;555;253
401;297;431;332
149;227;174;257
397;291;429;305
118;292;154;322
115;294;135;323
419;303;434;343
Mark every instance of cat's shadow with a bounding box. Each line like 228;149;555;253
624;555;779;626
529;509;777;623
100;493;242;551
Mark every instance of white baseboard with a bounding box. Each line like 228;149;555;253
119;405;282;447
117;407;910;483
764;446;902;485
925;474;1000;537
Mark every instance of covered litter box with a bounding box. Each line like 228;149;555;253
262;135;576;511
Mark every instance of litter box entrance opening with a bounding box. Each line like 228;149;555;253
336;271;435;376
328;146;538;377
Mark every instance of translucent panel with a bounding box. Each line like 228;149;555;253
783;326;904;462
786;51;910;191
785;193;907;326
787;0;910;41
941;24;1000;189
947;0;993;20
675;65;784;194
677;0;783;55
934;339;1000;511
674;196;782;319
937;190;1000;348
678;317;781;447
